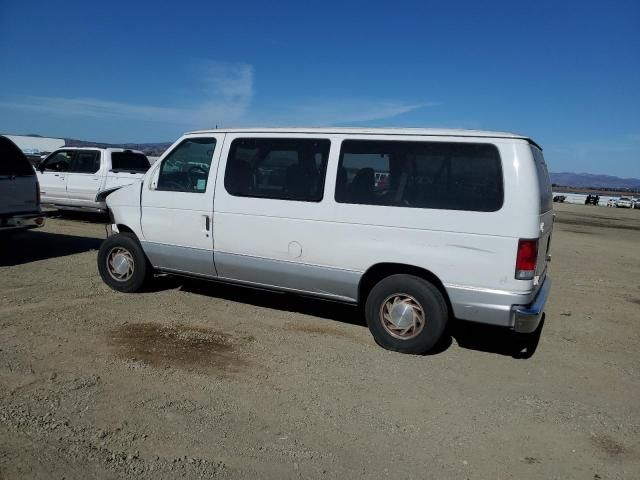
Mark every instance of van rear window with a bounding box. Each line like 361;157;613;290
336;140;503;212
0;136;35;177
111;152;150;172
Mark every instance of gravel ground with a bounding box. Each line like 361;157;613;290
0;203;639;479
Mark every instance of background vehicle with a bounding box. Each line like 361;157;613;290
36;148;150;213
606;198;618;207
615;197;633;208
0;136;45;233
98;128;552;355
553;195;566;203
585;194;599;205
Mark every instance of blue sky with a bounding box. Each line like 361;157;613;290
0;0;638;177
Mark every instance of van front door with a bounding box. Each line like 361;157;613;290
140;134;224;277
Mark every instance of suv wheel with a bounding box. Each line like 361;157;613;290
97;233;150;292
365;274;448;354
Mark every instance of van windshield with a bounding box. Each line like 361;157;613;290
531;146;552;213
0;136;35;177
111;152;150;173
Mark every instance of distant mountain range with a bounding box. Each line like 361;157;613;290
550;172;640;190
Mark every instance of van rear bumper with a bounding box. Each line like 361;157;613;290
512;277;551;333
447;276;551;332
0;211;46;231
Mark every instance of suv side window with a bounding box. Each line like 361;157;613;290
336;140;503;212
43;151;73;172
156;137;217;193
224;138;330;202
68;151;101;174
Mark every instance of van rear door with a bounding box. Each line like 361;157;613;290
531;145;553;285
0;136;38;216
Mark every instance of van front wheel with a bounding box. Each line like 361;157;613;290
97;233;150;293
365;274;448;354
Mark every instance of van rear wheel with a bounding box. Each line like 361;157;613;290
98;233;150;293
365;274;448;354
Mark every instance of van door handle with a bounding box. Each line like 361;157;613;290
202;215;210;232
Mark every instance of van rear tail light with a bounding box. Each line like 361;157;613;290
36;181;41;207
515;239;538;280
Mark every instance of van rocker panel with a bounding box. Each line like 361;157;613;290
214;252;361;302
141;241;216;277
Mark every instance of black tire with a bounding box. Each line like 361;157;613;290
365;274;448;354
97;232;150;293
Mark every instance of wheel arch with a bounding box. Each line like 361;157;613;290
358;263;453;315
115;224;136;235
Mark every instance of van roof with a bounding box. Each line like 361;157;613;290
185;127;540;148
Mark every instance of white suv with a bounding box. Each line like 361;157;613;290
98;128;553;354
1;136;45;233
37;148;150;213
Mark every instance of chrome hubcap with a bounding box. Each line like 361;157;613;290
380;294;425;340
106;247;134;282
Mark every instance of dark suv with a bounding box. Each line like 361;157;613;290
0;136;45;233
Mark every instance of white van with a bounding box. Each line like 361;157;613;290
98;128;553;354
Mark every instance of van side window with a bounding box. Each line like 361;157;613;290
157;138;217;193
43;151;73;172
335;140;503;212
224;138;330;202
69;151;101;174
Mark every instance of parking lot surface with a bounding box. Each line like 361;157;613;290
1;203;639;479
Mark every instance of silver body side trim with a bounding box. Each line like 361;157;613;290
141;241;216;277
159;268;358;303
140;242;548;329
215;252;360;302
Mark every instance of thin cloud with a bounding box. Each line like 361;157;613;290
0;62;254;128
257;100;438;126
0;62;436;129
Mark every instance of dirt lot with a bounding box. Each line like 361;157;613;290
1;203;639;479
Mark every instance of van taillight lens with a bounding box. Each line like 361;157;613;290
36;181;41;207
515;239;538;280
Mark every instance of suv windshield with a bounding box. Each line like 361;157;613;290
111;151;150;173
0;136;35;177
